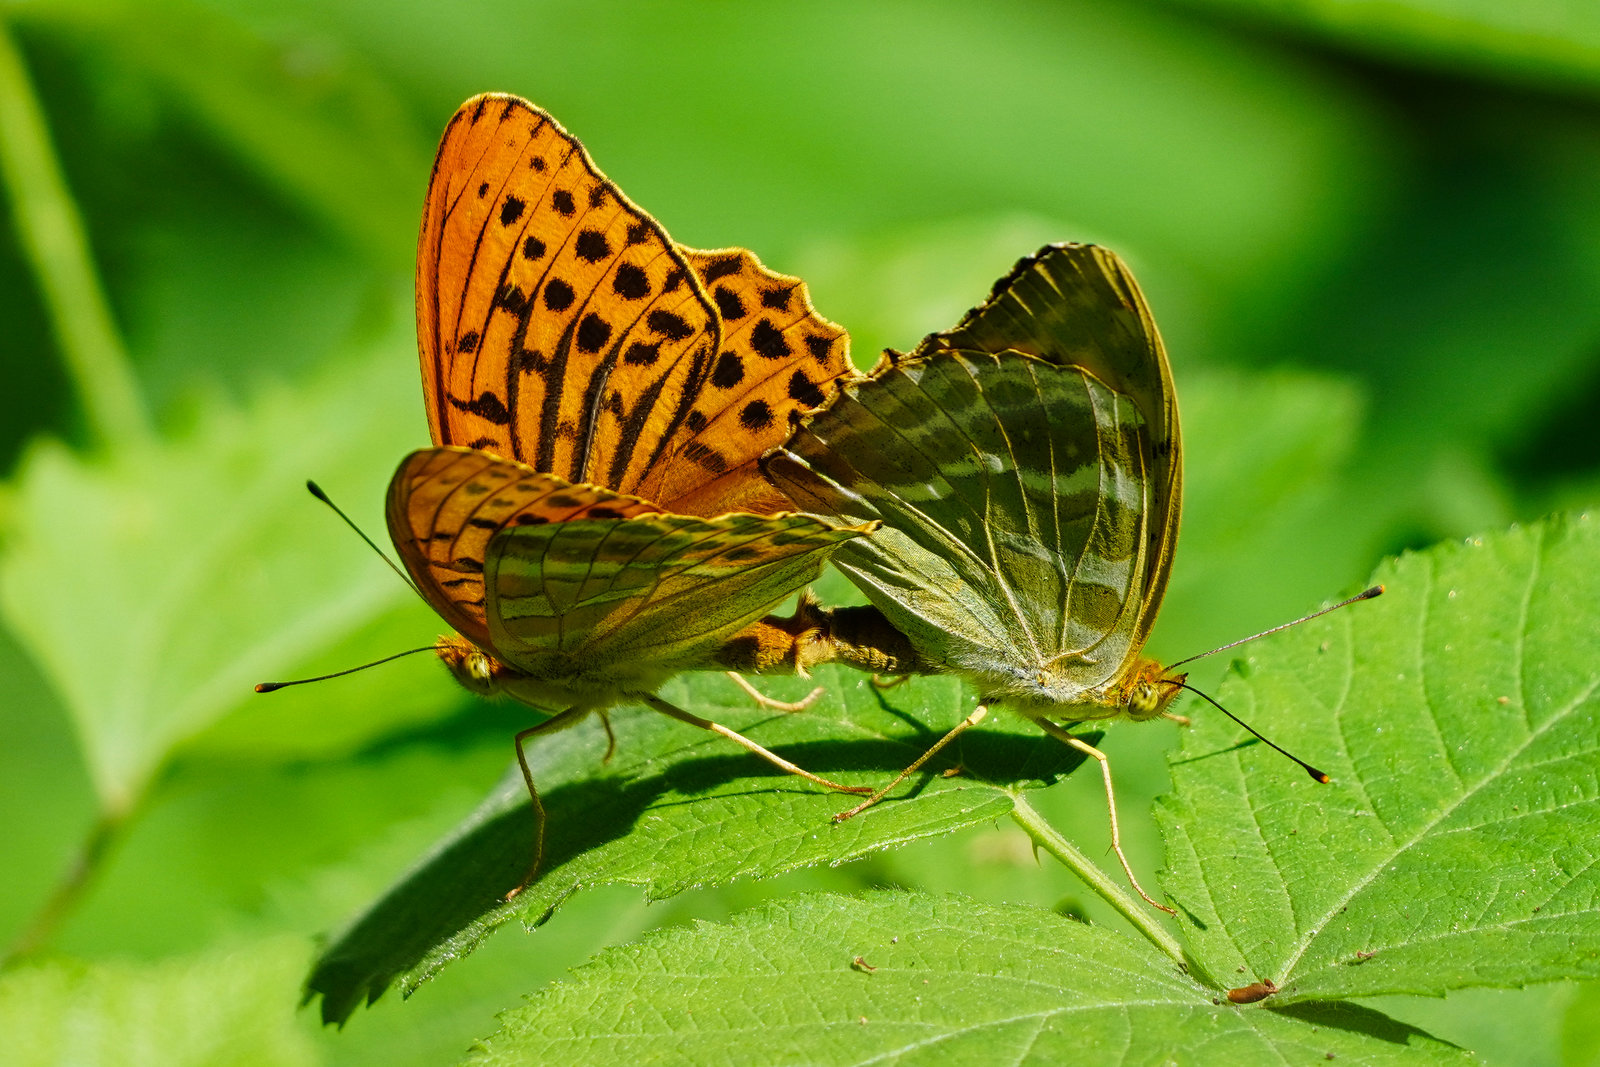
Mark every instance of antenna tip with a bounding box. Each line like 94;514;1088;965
1359;585;1384;600
306;480;331;503
1308;767;1331;784
254;681;282;693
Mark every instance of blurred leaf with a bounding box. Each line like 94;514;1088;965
0;937;317;1067
1160;510;1600;1000
464;891;1462;1066
1359;983;1577;1067
14;0;429;264
1158;369;1371;653
0;336;437;814
1564;981;1600;1067
304;0;1399;354
0;618;94;946
1164;0;1600;96
304;670;1096;1024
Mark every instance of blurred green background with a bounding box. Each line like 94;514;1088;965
2;0;1598;1063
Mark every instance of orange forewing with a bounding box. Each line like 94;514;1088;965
417;94;717;496
416;93;857;518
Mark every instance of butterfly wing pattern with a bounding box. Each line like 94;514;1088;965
416;94;854;516
389;446;862;710
768;243;1183;718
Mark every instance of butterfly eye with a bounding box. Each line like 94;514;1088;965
1126;680;1168;721
431;636;500;697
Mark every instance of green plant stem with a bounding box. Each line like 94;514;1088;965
1;809;126;968
0;16;151;452
1009;795;1186;968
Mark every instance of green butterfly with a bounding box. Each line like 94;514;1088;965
765;243;1185;908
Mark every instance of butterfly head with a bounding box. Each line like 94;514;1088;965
435;634;502;696
1065;658;1186;722
1124;660;1189;721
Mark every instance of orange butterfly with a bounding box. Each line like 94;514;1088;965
388;94;872;888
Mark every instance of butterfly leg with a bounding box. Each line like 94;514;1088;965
871;675;911;691
505;706;591;901
832;705;990;822
642;695;871;795
724;670;825;712
1031;719;1175;915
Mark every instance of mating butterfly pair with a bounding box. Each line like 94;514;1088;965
385;94;1189;900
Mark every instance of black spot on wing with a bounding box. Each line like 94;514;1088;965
613;263;650;299
787;372;824;408
624;341;661;365
740;400;774;430
713;286;746;321
576;313;612;353
648;310;694;341
574;230;611;263
712;352;744;388
544;278;576;311
500;197;525;226
449;391;512;425
750;319;791;360
700;256;742;283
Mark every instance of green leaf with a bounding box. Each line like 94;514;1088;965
1563;981;1600;1067
0;341;447;814
304;670;1097;1024
0;936;316;1067
1168;0;1600;96
17;0;429;263
1159;510;1600;1000
463;891;1463;1066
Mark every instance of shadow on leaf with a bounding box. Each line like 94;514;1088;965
304;722;1095;1024
1270;1000;1458;1050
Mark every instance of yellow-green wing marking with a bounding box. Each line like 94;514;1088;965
485;509;864;677
767;348;1153;704
923;243;1179;651
765;243;1178;709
